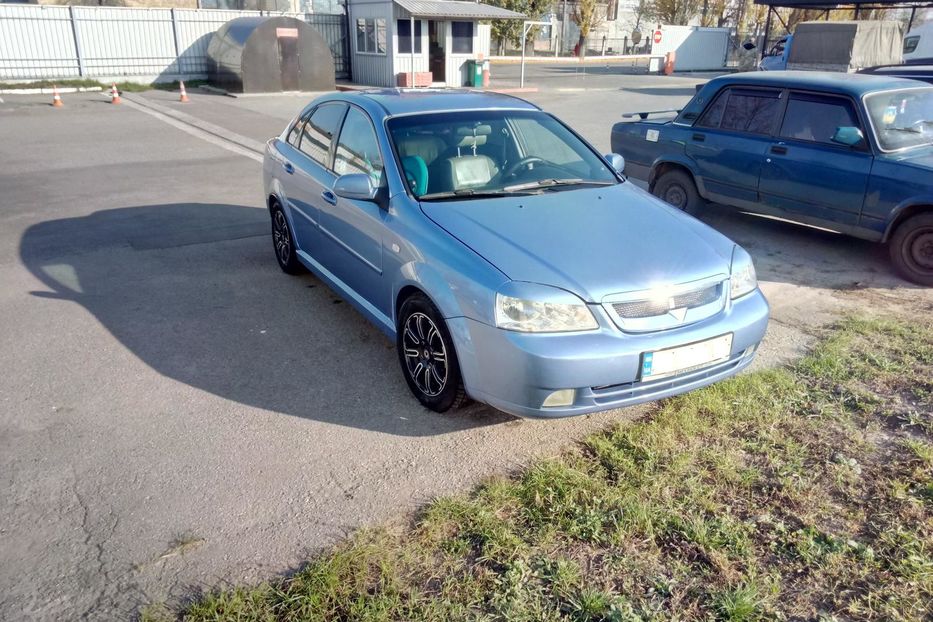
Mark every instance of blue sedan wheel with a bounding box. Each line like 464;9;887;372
397;294;467;412
271;203;304;276
654;169;701;216
890;212;933;286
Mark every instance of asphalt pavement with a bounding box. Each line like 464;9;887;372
0;82;929;620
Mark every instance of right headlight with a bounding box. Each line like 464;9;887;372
730;246;758;300
495;283;598;333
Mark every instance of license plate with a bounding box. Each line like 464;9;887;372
641;334;733;380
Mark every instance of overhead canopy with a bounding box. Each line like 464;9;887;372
753;0;931;7
393;0;524;19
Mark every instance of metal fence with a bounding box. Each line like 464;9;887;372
0;4;349;81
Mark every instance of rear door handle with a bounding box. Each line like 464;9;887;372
692;133;705;142
770;145;787;155
283;161;294;174
321;190;337;206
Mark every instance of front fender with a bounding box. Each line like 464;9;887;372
882;195;933;242
394;260;504;327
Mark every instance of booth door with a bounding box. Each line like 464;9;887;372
276;27;300;91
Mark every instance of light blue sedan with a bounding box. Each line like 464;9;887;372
262;89;769;418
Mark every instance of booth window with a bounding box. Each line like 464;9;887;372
397;19;422;54
356;17;386;54
451;21;473;54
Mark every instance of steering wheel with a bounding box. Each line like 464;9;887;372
503;156;546;179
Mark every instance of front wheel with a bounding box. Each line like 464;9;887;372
889;212;933;286
653;169;702;215
397;294;467;413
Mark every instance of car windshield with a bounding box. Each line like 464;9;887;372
865;87;933;151
387;110;618;200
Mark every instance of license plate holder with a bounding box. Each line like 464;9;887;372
640;333;733;381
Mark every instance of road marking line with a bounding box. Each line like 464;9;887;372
121;97;263;163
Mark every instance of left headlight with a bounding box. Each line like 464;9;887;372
730;246;758;300
495;284;598;333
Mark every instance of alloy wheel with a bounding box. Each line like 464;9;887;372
402;312;448;397
273;210;291;265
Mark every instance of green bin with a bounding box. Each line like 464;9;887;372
467;60;483;87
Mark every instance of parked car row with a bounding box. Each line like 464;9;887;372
262;69;930;419
611;71;933;287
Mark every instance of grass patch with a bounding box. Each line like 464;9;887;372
154;316;933;621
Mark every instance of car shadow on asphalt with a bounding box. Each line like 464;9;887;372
18;202;514;436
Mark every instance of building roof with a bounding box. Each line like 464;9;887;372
393;0;524;20
341;88;540;116
707;70;925;97
753;0;931;7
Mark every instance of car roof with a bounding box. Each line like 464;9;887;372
329;88;541;116
707;70;926;97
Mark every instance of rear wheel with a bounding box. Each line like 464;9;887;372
397;294;467;413
653;169;702;215
889;212;933;286
270;202;304;275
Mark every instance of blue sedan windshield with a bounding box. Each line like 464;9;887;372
387;110;618;199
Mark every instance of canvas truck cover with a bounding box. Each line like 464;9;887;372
787;20;904;72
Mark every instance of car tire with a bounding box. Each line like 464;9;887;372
654;169;702;215
889;212;933;286
270;202;304;275
397;293;467;413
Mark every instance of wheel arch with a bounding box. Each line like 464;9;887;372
882;201;933;243
648;158;701;194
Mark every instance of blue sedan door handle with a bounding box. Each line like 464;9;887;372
321;190;338;206
283;161;294;174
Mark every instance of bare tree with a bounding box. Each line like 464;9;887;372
647;0;702;25
572;0;606;58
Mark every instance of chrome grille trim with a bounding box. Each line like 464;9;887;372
602;274;728;333
612;283;721;319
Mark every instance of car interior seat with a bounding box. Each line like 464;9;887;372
431;126;498;193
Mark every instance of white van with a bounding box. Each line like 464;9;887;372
904;22;933;62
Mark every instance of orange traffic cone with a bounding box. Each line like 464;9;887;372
179;81;190;103
51;86;63;107
109;84;121;104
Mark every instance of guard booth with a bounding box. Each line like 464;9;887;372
347;0;523;87
207;16;336;93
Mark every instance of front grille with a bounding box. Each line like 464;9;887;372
612;283;721;319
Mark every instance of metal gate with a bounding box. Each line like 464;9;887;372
306;13;349;79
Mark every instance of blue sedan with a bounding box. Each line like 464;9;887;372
262;90;769;417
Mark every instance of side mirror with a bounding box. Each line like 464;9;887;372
604;153;626;175
831;126;865;148
333;173;378;201
742;40;756;51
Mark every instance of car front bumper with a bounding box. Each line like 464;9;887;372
447;289;770;418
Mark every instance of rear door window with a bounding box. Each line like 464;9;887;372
298;103;348;168
779;93;861;145
697;88;781;135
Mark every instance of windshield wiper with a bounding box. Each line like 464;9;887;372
885;125;924;134
418;188;540;201
503;178;615;192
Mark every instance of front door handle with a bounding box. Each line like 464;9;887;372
321;190;338;206
692;133;705;142
770;145;787;155
283;161;294;174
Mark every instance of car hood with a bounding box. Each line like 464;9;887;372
420;183;736;302
880;146;933;171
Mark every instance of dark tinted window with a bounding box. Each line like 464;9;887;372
779;93;859;145
397;19;422;54
298;103;347;167
696;88;779;134
721;90;780;134
696;90;728;128
451;21;473;54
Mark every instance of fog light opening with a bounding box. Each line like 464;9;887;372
542;389;576;408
